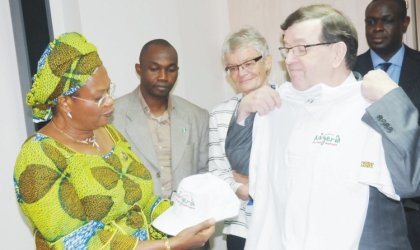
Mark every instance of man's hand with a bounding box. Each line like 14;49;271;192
362;70;398;103
237;85;282;123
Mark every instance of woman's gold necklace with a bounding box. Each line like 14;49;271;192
51;120;100;151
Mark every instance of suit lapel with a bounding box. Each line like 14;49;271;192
170;101;190;172
125;89;159;169
399;46;416;88
354;50;374;76
399;45;420;113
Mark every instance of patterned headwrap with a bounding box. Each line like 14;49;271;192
26;32;103;122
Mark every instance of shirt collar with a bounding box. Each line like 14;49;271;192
370;45;405;68
280;73;359;118
280;73;357;103
138;86;174;117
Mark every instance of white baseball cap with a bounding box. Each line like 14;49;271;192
152;173;240;236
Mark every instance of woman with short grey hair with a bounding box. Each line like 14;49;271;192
209;26;276;250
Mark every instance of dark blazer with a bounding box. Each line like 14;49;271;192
355;45;420;250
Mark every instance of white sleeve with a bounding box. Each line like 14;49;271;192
358;129;400;200
208;107;243;193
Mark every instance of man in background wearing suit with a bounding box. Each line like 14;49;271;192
111;39;209;200
354;0;420;248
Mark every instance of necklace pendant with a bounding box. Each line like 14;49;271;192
77;139;89;144
92;141;100;151
51;120;100;151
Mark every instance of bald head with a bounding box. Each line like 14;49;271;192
135;39;179;100
139;39;177;64
367;0;407;19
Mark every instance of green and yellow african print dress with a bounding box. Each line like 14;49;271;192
14;124;170;249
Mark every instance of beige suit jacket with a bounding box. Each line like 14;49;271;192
111;86;209;196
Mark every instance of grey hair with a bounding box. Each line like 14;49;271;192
281;4;358;70
222;26;269;64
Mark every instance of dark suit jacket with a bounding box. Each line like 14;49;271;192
360;90;417;250
355;45;420;249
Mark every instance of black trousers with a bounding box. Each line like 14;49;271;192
227;234;246;250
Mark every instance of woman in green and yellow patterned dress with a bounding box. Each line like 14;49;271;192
14;32;214;250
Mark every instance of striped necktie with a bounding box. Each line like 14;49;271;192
380;62;392;72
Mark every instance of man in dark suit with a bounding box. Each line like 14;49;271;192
354;0;420;248
354;0;420;111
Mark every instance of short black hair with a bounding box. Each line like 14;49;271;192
139;39;175;63
369;0;407;19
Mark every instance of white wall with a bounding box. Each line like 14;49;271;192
2;0;417;249
49;0;235;112
226;0;416;85
226;0;373;85
0;0;34;248
48;0;416;109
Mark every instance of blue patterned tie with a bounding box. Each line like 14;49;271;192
380;62;392;72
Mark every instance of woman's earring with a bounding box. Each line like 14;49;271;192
67;111;72;119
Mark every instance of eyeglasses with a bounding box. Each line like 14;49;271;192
278;42;336;57
225;55;263;75
71;83;116;107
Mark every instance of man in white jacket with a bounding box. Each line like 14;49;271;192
227;4;412;250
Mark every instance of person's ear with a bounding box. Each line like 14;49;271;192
57;95;71;114
332;41;347;68
402;16;410;33
135;63;142;76
264;54;272;72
